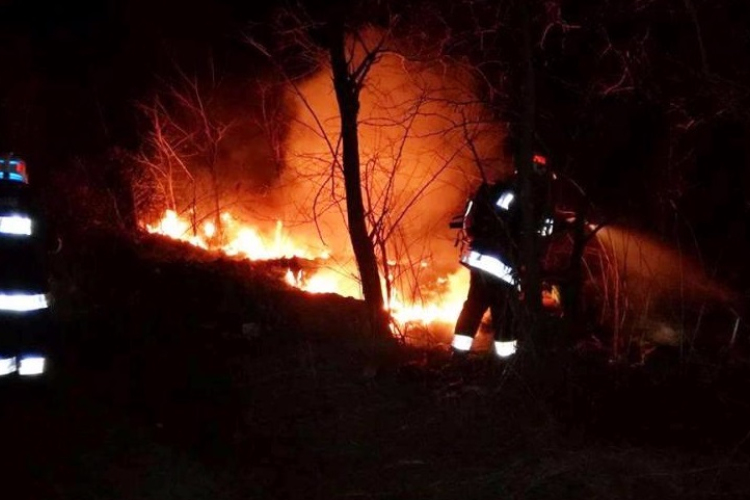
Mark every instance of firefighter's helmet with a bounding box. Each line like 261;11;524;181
532;154;548;175
532;153;558;181
0;154;29;184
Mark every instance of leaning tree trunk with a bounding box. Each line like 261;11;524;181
328;23;389;337
208;151;223;244
517;0;542;354
562;203;588;344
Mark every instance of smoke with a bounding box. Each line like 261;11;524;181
593;225;738;333
266;28;505;296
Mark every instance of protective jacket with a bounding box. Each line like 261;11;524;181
0;180;52;311
459;177;555;287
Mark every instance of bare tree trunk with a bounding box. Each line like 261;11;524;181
328;23;389;337
563;204;588;335
208;148;223;243
166;160;176;210
517;1;542;352
682;0;710;75
191;183;198;236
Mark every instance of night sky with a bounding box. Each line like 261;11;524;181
0;0;266;162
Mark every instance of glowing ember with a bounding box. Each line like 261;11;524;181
284;268;300;287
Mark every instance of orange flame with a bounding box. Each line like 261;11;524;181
144;209;467;337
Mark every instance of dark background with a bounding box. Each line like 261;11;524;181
0;0;266;161
1;0;748;289
0;6;749;497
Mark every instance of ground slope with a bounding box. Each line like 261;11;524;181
1;228;748;499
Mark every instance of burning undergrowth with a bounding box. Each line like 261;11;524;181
132;25;747;357
143;207;466;343
48;222;750;499
135;27;507;343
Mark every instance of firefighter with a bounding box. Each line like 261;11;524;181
451;154;557;359
0;154;56;379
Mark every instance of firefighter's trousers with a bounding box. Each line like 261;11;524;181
454;269;518;342
0;308;54;357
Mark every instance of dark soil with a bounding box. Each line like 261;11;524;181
1;227;749;500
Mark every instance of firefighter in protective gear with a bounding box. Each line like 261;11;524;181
0;154;56;378
451;154;557;358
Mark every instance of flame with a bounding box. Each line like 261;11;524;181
144;209;467;337
139;30;506;341
146;210;330;261
145;210;210;249
387;271;467;326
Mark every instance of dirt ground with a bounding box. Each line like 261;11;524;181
1;228;749;500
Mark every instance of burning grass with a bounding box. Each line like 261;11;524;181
42;221;750;500
142;206;750;364
143;208;467;343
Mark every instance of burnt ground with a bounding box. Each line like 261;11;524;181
2;227;750;500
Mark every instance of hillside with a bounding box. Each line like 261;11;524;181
1;227;749;499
